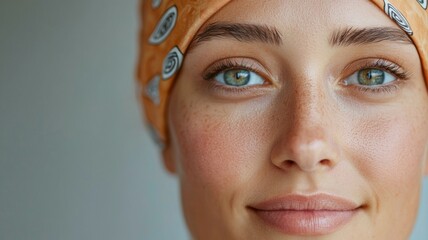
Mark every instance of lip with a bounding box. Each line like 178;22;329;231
249;193;361;236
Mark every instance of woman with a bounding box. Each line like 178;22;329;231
138;0;428;239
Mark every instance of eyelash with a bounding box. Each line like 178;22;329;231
202;58;263;81
202;58;410;94
346;59;410;94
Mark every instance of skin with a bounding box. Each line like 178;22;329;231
162;0;428;239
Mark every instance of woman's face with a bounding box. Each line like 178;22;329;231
165;0;428;239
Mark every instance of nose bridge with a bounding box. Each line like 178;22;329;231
289;80;329;154
292;81;326;134
271;76;338;173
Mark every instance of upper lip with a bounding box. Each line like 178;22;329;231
249;193;360;211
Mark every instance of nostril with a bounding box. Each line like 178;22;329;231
276;159;335;172
320;159;331;166
283;160;295;168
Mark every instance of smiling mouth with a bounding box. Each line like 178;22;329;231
248;193;362;236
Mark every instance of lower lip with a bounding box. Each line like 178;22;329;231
252;209;358;235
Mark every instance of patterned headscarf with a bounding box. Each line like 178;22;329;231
137;0;428;149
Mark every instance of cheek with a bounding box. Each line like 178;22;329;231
353;117;422;185
347;106;427;211
169;97;271;190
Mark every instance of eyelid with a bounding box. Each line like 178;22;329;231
344;69;396;86
340;58;410;83
336;58;412;97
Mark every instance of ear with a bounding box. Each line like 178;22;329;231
162;145;177;174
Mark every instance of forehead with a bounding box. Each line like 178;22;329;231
205;0;400;36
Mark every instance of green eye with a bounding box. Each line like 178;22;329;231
214;69;264;87
346;68;396;87
358;69;385;86
224;69;251;86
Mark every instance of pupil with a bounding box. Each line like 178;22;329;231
358;69;385;85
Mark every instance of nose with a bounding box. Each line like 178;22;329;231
270;84;340;173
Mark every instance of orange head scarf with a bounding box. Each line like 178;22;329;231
137;0;428;150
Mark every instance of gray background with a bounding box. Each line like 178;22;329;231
0;0;426;239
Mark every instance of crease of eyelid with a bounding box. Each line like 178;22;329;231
329;27;413;47
188;22;283;52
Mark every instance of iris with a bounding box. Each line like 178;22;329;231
357;69;385;85
223;69;251;86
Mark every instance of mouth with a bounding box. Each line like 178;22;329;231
248;193;362;236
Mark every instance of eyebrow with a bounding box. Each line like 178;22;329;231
189;22;283;50
329;27;412;46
